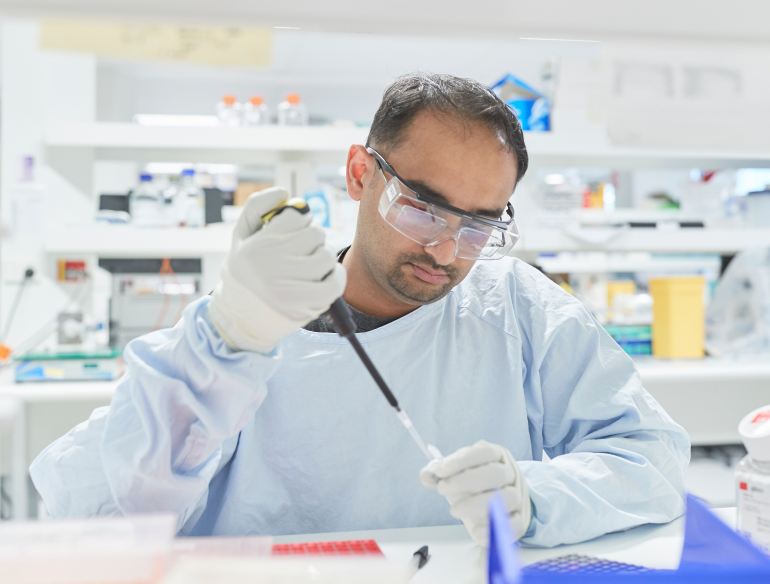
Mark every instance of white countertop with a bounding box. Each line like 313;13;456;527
0;366;118;402
1;356;768;404
634;356;770;381
273;509;737;584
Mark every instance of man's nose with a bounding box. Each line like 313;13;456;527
424;238;457;266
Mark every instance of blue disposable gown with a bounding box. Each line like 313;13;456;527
30;258;690;547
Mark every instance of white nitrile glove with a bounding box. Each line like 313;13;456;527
209;187;346;353
420;440;531;547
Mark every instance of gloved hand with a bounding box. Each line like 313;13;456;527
420;440;531;547
209;187;346;353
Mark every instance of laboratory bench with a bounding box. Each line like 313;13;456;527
1;356;768;519
272;508;737;583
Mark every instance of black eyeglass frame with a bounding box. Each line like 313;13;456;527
366;147;516;231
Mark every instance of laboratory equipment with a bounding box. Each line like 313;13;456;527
490;493;770;584
0;513;176;584
216;95;242;127
603;325;652;356
736;404;770;554
706;249;770;356
321;297;441;462
261;200;441;462
649;276;705;358
242;95;269;126
272;540;383;556
524;555;653;574
746;189;770;228
129;173;162;227
57;312;83;345
177;169;206;227
14;349;123;382
100;258;203;348
410;546;430;572
277;93;309;126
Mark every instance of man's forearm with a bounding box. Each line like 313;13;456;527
518;429;689;547
31;298;280;530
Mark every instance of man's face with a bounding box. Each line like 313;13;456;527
354;111;518;308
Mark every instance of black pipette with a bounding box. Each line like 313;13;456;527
262;199;441;461
321;298;441;462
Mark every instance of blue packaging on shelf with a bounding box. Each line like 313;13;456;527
303;189;331;228
490;74;550;132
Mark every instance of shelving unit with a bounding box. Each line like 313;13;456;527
44;224;356;257
47;121;770;168
42;123;770;256
520;227;770;253
45;224;234;257
47;122;370;164
536;254;722;274
522;132;770;170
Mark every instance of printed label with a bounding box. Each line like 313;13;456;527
736;470;770;554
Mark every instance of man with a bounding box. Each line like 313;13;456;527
31;73;689;548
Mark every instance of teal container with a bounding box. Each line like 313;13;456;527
604;325;652;356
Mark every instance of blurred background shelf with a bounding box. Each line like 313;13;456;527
45;225;234;257
47;121;770;169
536;254;722;274
44;225;770;257
524;132;770;169
46;122;371;164
635;357;770;446
520;227;770;253
44;224;356;257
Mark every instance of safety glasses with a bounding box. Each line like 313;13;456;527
367;147;519;260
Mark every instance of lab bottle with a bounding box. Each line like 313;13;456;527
129;173;162;227
736;404;770;555
242;95;269;126
216;95;242;127
277;93;309;126
178;169;206;227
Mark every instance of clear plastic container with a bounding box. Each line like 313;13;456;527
736;404;770;554
129;173;162;227
0;513;176;584
242;95;269;126
277;93;309;126
216;95;242;127
161;176;182;227
177;169;206;227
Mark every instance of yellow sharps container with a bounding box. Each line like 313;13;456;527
649;276;705;358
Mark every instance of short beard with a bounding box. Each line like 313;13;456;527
384;252;460;305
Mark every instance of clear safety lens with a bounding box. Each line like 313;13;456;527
379;176;518;260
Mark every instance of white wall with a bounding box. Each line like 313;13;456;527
1;20;97;350
96;30;602;124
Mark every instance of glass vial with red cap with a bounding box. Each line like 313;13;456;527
736;404;770;554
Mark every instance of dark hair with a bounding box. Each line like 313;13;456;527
366;72;528;184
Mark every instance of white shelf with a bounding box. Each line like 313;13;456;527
46;224;769;257
537;257;721;274
45;224;355;258
520;227;770;253
45;224;235;257
635;356;770;382
524;132;770;169
47;122;770;168
47;122;370;164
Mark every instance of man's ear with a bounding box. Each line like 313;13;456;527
346;145;374;202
